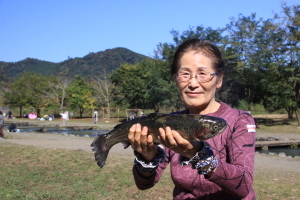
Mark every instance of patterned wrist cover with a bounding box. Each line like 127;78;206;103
134;145;166;174
188;142;218;175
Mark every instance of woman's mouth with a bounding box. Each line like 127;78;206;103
185;91;202;97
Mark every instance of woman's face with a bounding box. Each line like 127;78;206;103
176;50;223;114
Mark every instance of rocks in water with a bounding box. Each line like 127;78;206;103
267;136;279;141
261;146;268;150
39;128;48;132
256;136;289;141
278;152;286;157
71;127;81;131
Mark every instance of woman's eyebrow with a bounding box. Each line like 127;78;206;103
197;66;207;70
178;67;190;71
179;66;208;71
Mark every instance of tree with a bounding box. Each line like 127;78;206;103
41;76;72;110
4;72;50;117
224;5;299;125
90;69;113;119
155;25;224;62
67;75;95;118
276;4;300;123
225;13;266;109
111;59;174;112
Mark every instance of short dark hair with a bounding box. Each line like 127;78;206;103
170;38;225;76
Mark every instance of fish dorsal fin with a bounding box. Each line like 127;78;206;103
146;113;166;118
112;113;166;130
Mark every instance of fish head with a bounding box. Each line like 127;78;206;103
194;116;227;141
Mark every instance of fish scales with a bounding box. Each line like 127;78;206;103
91;113;227;168
155;115;223;140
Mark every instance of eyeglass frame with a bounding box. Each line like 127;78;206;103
175;70;218;83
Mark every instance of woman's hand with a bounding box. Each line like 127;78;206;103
158;127;203;159
128;123;157;161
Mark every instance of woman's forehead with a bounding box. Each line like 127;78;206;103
179;66;208;71
180;51;213;66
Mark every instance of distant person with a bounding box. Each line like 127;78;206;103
8;110;13;119
129;111;135;120
0;111;4;139
60;111;68;125
48;114;54;121
8;122;17;132
93;113;98;124
28;112;37;119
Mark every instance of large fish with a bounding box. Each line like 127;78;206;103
91;113;227;168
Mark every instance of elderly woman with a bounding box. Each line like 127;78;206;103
128;39;256;199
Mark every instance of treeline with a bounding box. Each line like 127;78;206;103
152;3;299;124
0;47;148;81
1;4;299;125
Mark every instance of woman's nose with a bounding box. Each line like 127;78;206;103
188;75;200;88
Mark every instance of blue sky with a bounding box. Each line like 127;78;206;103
0;0;298;63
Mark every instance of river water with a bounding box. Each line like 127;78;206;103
11;125;300;157
12;126;109;137
256;147;300;157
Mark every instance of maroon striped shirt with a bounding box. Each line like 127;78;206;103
132;103;256;200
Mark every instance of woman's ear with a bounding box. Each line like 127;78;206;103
174;76;179;88
216;75;223;89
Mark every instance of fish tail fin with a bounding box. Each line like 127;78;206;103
91;134;111;168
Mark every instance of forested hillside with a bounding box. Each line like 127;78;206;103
0;47;149;80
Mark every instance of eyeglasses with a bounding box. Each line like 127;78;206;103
176;70;218;83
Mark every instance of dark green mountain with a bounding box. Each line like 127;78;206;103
0;47;149;80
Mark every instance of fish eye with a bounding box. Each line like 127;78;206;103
213;125;218;130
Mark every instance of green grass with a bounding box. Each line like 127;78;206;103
1;115;300;199
0;143;173;200
254;117;300;134
1;143;299;200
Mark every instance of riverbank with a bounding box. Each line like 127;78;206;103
3;117;300;153
1;117;300;171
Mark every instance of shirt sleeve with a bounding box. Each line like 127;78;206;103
209;112;256;198
132;148;170;190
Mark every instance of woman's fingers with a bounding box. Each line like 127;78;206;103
171;130;184;145
128;124;141;150
165;127;177;147
128;124;152;152
159;127;177;148
147;134;154;147
128;124;137;146
158;127;167;146
127;124;158;161
159;127;193;153
140;126;149;151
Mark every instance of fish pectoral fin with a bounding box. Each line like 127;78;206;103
122;142;131;149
